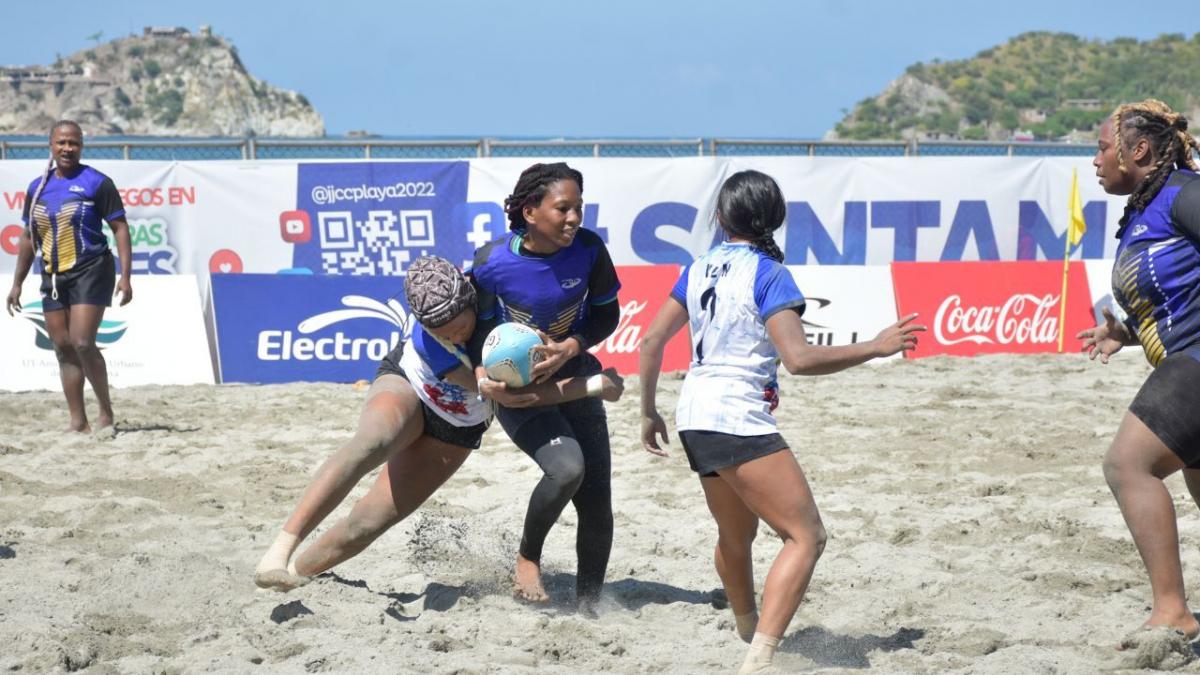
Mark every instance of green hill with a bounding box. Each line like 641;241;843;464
833;32;1200;142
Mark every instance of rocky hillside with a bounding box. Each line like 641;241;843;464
833;31;1200;142
0;27;323;137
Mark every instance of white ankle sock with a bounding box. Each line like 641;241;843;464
734;611;759;643
256;531;299;574
737;632;780;674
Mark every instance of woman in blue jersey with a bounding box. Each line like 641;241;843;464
255;256;623;591
639;170;923;674
1077;100;1200;647
5;120;133;435
469;163;621;611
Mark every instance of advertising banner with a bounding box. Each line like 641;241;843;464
211;273;410;384
1;158;1128;284
0;274;213;391
891;261;1094;358
588;265;690;374
786;265;896;351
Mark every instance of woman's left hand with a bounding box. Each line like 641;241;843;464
115;277;133;306
530;332;580;383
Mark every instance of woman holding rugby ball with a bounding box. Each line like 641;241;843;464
469;162;621;613
255;256;621;591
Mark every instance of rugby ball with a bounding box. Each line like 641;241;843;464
481;322;544;387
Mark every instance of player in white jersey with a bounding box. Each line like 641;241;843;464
638;171;924;674
254;256;623;592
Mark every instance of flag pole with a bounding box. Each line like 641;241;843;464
1057;167;1078;353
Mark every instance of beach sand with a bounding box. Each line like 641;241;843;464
3;353;1200;673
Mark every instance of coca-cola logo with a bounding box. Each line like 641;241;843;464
933;293;1060;346
590;299;647;354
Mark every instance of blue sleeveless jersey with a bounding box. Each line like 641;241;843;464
469;228;620;340
1112;169;1200;365
21;165;125;274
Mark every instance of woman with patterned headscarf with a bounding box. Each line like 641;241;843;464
1079;99;1200;648
255;256;623;591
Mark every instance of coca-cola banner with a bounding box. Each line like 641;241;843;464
891;261;1094;358
589;265;690;375
787;265;897;356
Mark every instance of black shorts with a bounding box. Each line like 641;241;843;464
40;250;115;311
1129;352;1200;466
374;342;490;450
677;429;790;477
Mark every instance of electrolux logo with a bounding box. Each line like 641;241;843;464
255;295;410;362
20;301;128;351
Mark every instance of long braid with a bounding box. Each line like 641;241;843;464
503;162;584;231
1112;100;1200;213
716;170;787;263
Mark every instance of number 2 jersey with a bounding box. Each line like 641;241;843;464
672;242;806;436
1113;169;1200;366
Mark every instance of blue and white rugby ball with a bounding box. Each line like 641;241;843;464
481;322;544;387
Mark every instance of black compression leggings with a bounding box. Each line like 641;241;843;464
509;402;613;601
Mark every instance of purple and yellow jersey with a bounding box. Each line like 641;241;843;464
21;165;125;274
469;228;620;340
1113;169;1200;366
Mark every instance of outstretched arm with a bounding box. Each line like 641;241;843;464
768;309;925;376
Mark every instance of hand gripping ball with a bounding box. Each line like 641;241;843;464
481;322;545;387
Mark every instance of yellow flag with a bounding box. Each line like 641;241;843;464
1068;167;1086;247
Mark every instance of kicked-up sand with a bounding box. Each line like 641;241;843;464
2;353;1200;673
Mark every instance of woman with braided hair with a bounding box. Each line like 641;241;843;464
255;256;623;591
638;170;923;674
469;162;621;611
1077;99;1200;647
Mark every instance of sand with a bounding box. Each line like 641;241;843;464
3;353;1200;673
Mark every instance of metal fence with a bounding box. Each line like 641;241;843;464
0;137;1101;160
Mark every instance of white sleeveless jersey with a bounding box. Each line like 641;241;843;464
673;243;805;436
399;322;491;427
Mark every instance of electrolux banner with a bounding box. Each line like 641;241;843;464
211;273;411;383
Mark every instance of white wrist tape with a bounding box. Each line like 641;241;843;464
586;374;605;397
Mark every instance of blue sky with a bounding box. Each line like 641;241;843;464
5;1;1194;138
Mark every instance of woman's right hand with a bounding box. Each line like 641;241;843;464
478;378;539;408
1076;307;1127;364
641;410;670;457
5;284;21;316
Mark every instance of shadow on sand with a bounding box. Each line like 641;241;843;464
780;625;925;668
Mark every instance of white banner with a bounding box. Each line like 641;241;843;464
1;157;1126;283
0;274;213;391
787;265;899;358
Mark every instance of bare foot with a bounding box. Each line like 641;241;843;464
96;412;114;430
68;420;91;433
1116;613;1200;651
254;568;311;592
513;554;549;603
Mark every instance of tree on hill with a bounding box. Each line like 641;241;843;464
834;31;1200;142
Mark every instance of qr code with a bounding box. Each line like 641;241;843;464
317;209;430;275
